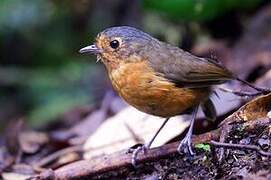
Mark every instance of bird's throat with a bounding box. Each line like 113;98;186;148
99;55;120;72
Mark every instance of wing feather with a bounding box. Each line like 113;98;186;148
146;42;234;88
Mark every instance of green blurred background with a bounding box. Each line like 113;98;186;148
0;0;267;127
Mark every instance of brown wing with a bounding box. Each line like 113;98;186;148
146;42;234;88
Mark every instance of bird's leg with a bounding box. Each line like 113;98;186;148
177;106;198;155
131;117;170;167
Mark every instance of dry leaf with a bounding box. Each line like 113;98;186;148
2;172;31;180
83;107;189;159
19;131;48;154
221;93;271;126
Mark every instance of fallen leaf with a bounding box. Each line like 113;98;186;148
220;93;271;126
19;131;48;154
83;106;189;159
2;172;31;180
256;69;271;88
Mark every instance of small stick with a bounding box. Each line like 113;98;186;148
35;130;219;180
218;87;263;97
34;119;270;179
236;78;271;94
32;145;83;168
210;140;271;157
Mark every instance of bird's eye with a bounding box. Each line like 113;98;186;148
109;40;120;49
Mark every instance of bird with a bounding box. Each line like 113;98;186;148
79;26;269;166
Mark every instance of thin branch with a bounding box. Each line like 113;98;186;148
34;118;271;179
218;87;263;97
32;145;83;168
210;140;271;157
36;130;220;180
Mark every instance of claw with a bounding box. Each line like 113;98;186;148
131;144;148;167
177;134;195;155
177;106;198;156
130;118;170;167
126;143;144;154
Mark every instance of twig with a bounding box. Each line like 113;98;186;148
210;140;271;157
217;118;271;161
36;130;219;180
34;118;270;179
32;145;83;168
218;87;263;97
236;77;271;94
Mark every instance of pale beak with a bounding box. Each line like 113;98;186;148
79;44;101;54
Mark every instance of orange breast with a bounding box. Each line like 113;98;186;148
109;61;210;117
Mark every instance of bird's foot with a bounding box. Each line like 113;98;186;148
130;144;149;167
127;143;144;154
177;134;195;156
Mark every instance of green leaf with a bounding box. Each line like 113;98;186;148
195;143;211;152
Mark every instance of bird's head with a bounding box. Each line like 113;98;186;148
79;26;158;70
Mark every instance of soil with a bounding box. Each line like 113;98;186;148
90;124;271;180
